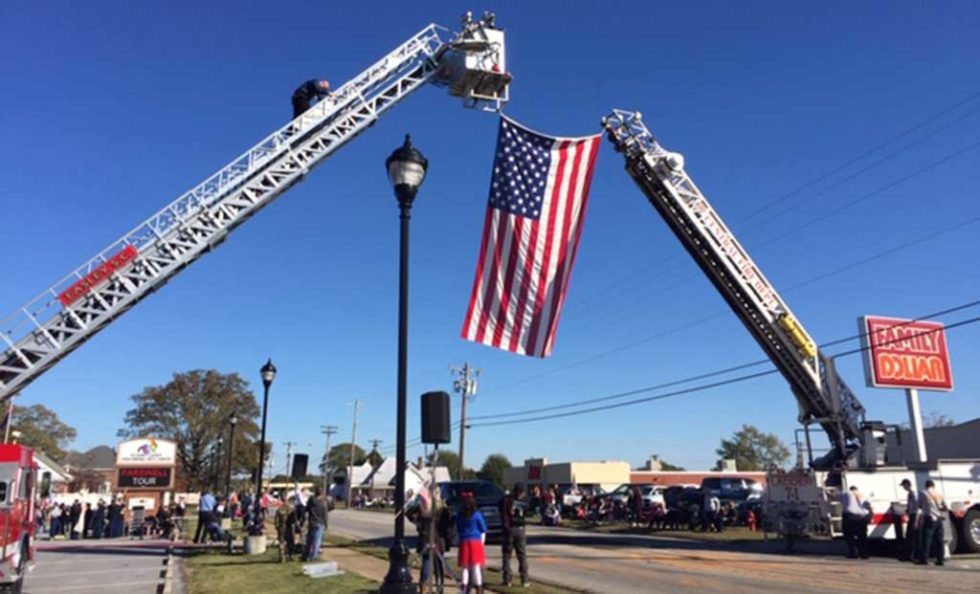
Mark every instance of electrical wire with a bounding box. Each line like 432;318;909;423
466;314;980;429
467;298;980;422
483;214;980;394
565;89;980;315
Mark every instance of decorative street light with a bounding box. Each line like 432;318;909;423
251;358;276;534
380;135;427;594
225;410;238;500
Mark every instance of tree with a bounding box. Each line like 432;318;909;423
366;449;384;468
657;458;685;471
320;443;367;473
12;404;77;464
119;369;262;492
715;424;790;471
923;411;955;428
478;454;512;487
432;450;472;480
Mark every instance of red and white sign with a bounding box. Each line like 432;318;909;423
860;316;953;391
59;245;138;306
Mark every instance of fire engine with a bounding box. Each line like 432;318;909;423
602;109;980;554
0;445;37;593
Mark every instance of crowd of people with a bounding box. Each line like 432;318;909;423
39;495;185;540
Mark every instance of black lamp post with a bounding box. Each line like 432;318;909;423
380;135;428;594
252;358;276;534
225;410;238;500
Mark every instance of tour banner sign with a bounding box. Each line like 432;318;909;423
859;316;953;391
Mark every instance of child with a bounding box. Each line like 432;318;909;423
747;508;757;532
455;493;487;594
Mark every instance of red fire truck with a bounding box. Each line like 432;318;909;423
0;445;36;593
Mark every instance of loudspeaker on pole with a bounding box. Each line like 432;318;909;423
421;391;451;444
292;453;309;479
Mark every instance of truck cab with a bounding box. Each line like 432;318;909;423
0;444;37;593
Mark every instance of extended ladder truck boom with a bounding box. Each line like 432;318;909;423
603;109;980;555
602;109;866;467
0;13;511;401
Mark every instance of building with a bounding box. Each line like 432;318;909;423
330;459;450;501
896;417;980;462
34;451;73;496
503;458;630;491
65;445;116;494
629;455;766;487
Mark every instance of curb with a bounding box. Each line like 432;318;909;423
161;545;175;594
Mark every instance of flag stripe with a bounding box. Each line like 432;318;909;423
461;118;600;358
536;139;582;355
461;207;495;341
544;136;600;354
525;139;570;357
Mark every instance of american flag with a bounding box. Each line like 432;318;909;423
461;117;600;357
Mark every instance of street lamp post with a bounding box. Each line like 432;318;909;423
380;134;428;594
225;410;238;500
253;358;276;534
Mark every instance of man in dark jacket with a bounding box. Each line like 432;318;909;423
292;79;333;118
302;486;329;561
501;483;530;587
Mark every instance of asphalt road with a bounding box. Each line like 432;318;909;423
329;509;980;593
25;538;174;594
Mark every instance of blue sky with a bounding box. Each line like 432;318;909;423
2;1;978;472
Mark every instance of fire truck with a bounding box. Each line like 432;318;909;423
0;445;37;593
602;110;980;554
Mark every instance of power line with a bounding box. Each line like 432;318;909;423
483;214;980;394
467;314;980;429
565;89;980;314
468;298;980;422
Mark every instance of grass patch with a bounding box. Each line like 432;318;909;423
187;545;378;593
325;534;580;594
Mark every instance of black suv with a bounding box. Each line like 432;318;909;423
439;480;504;542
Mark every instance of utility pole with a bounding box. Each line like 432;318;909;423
320;425;338;495
348;399;360;503
368;438;383;496
451;363;480;480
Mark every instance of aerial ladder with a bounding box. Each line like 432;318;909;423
602;109;868;469
603;110;980;553
0;12;511;401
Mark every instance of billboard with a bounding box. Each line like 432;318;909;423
116;438;177;466
860;316;953;391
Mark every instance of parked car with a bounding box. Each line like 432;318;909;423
439;480;504;542
640;485;665;507
663;485;701;510
699;477;761;503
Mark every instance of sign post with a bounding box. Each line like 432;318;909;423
860;316;954;464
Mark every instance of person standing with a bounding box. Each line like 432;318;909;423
291;79;333;119
916;479;948;566
93;500;106;539
897;479;919;561
194;490;216;544
456;493;487;594
501;484;530;588
841;486;872;559
275;495;298;562
108;497;124;538
302;486;328;562
69;500;82;540
82;503;93;538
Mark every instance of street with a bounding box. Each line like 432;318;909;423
328;509;980;593
25;539;176;594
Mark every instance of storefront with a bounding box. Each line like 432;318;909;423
114;437;177;520
503;458;630;492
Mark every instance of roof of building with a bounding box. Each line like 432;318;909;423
34;450;72;482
